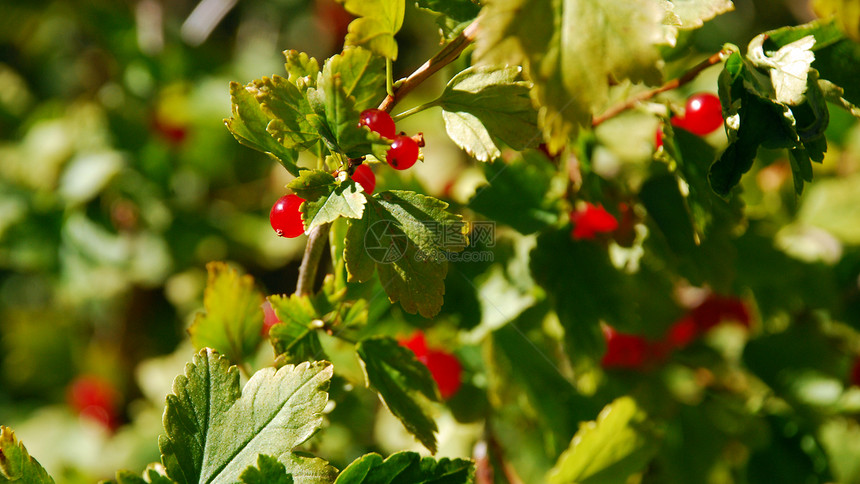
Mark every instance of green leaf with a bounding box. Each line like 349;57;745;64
335;451;474;483
476;0;666;151
468;150;557;233
668;0;734;30
438;65;539;161
268;294;326;364
225;82;300;176
283;51;320;89
0;426;54;484
813;0;860;42
415;0;481;39
288;170;367;230
249;76;320;151
337;0;405;60
547;397;661;484
356;337;440;453
239;455;294;484
159;349;333;484
344;191;466;318
188;262;264;365
747;33;816;106
309;57;390;158
114;466;174;484
324;48;387;112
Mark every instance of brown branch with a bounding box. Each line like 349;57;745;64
294;222;331;296
378;20;480;113
591;49;730;127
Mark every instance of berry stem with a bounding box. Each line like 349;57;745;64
392;100;439;122
592;48;731;127
378;20;479;113
295;222;331;296
386;58;396;97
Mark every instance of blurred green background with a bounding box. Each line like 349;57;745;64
1;0;858;481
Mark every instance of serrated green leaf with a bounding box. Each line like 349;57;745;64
249;76;320;151
344;191;466;318
288;170;367;230
747;33;816;105
788;148;814;195
0;426;54;484
239;455;294;484
337;0;405;60
159;349;333;484
477;0;666;152
279;454;338;484
415;0;481;39
225;82;300;176
283;51;320;89
668;0;734;30
356;337;440;453
468;151;556;233
438;65;539;161
813;0;860;42
324;48;386;112
335;451;474;483
188;262;264;365
268;294;326;364
547;397;661;484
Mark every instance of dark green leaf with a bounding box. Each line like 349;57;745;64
356;337;440;453
225;82;300;176
0;426;54;484
268;294;326;364
344;191;466;318
159;349;333;484
335;451;473;483
239;454;294;484
188;262;264;365
468;151;556;233
438;65;539;161
337;0;405;60
547;397;661;484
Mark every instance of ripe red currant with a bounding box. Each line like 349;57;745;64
601;325;649;369
358;109;396;140
570;203;619;240
386;135;419;170
674;93;723;136
67;375;120;430
270;194;305;238
425;350;462;399
351;164;376;194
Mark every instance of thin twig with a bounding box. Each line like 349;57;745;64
378;20;480;113
592;49;730;127
295;222;331;296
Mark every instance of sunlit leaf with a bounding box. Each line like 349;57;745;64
337;0;405;60
239;454;294;484
335;451;473;483
288;170;367;230
0;426;54;484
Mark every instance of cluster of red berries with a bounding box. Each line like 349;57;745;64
656;92;724;149
399;331;462;399
67;375;121;431
601;294;751;370
269;109;419;238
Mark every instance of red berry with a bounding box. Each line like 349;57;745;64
851;358;860;387
67;376;120;430
655;125;664;150
570;203;619;240
351;164;376;194
601;325;649;369
425;350;462;399
261;300;281;337
674;93;723;136
666;316;699;348
358;109;396;140
400;331;428;359
689;295;751;332
386;135;419;170
270;194;305;238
